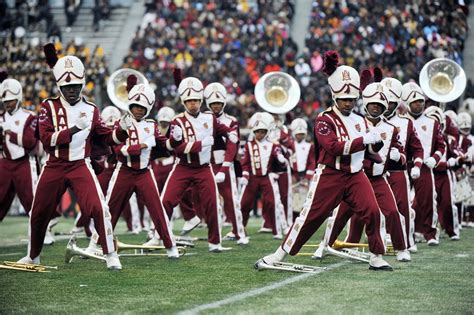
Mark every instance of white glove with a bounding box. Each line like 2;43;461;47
410;166;421;179
447;157;457;167
74;115;89;130
227;131;238;143
277;153;286;164
363;132;382;145
215;172;225;183
119;114;133;130
239;177;248;186
424;157;437;169
171;125;183;141
201;135;214;147
389;148;401;161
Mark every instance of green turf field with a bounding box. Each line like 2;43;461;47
1;216;473;314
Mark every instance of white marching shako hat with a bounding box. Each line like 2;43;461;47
178;77;204;105
156;106;176;122
458;112;472;129
362;82;389;111
127;83;155;118
290;118;308;135
101;106;121;127
1;78;23;113
381;77;402;104
328;65;360;100
401;82;425;104
204;82;227;112
53;56;86;87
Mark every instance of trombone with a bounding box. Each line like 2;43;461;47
116;239;186;257
0;261;57;273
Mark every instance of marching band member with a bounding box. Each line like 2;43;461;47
257;52;391;271
425;106;461;240
403;82;446;245
289;118;315;218
269;115;294;225
0;74;38;221
97;79;179;258
18;44;129;270
325;81;410;262
383;77;424;252
240;113;288;239
457;112;474;226
161;77;239;252
204;82;248;244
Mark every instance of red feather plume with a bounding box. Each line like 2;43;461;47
373;67;383;82
173;67;182;88
126;75;137;93
43;43;58;68
0;70;8;83
322;50;339;76
360;69;373;91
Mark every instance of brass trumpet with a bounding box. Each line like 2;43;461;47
116;239;186;257
0;261;57;273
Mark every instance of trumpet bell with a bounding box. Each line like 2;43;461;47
107;68;149;111
65;235;107;263
254;72;301;114
419;58;466;103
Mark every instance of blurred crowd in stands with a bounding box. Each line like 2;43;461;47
0;0;471;130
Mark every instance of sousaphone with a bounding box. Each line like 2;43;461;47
254;72;301;114
419;58;466;103
107;68;149;111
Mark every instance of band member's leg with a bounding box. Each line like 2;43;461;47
105;164;134;228
28;166;67;259
240;177;258;227
345;215;365;243
180;187;198;221
283;166;346;256
412;166;438;241
327;202;355;245
70;161;115;254
195;166;221;245
388;171;416;248
162;164;193;219
343;172;386;255
218;165;246;239
135;170;176;248
13;157;37;215
435;172;460;238
262;176;278;235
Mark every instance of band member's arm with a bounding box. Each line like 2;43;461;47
6;114;38;150
241;143;251;179
38;103;74;147
214;116;238;142
93;109;128;145
389;127;406;166
431;121;446;164
221;120;239;171
315;116;365;156
406;119;424;168
114;142;144;157
305;143;316;179
279;126;295;153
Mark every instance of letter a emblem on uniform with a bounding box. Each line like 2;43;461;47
57;108;64;116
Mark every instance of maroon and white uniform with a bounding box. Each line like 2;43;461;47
106;119;176;248
290;138;316;180
211;112;246;240
408;112;446;241
433;134;460;238
28;97;128;258
269;126;294;225
0;109;38;220
282;107;386;256
386;114;424;248
240;138;287;236
327;117;407;251
162;111;234;245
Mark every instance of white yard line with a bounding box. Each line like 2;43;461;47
0;252;23;256
177;261;348;315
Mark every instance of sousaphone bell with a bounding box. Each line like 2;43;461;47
254;72;301;114
419;58;466;103
107;68;149;111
